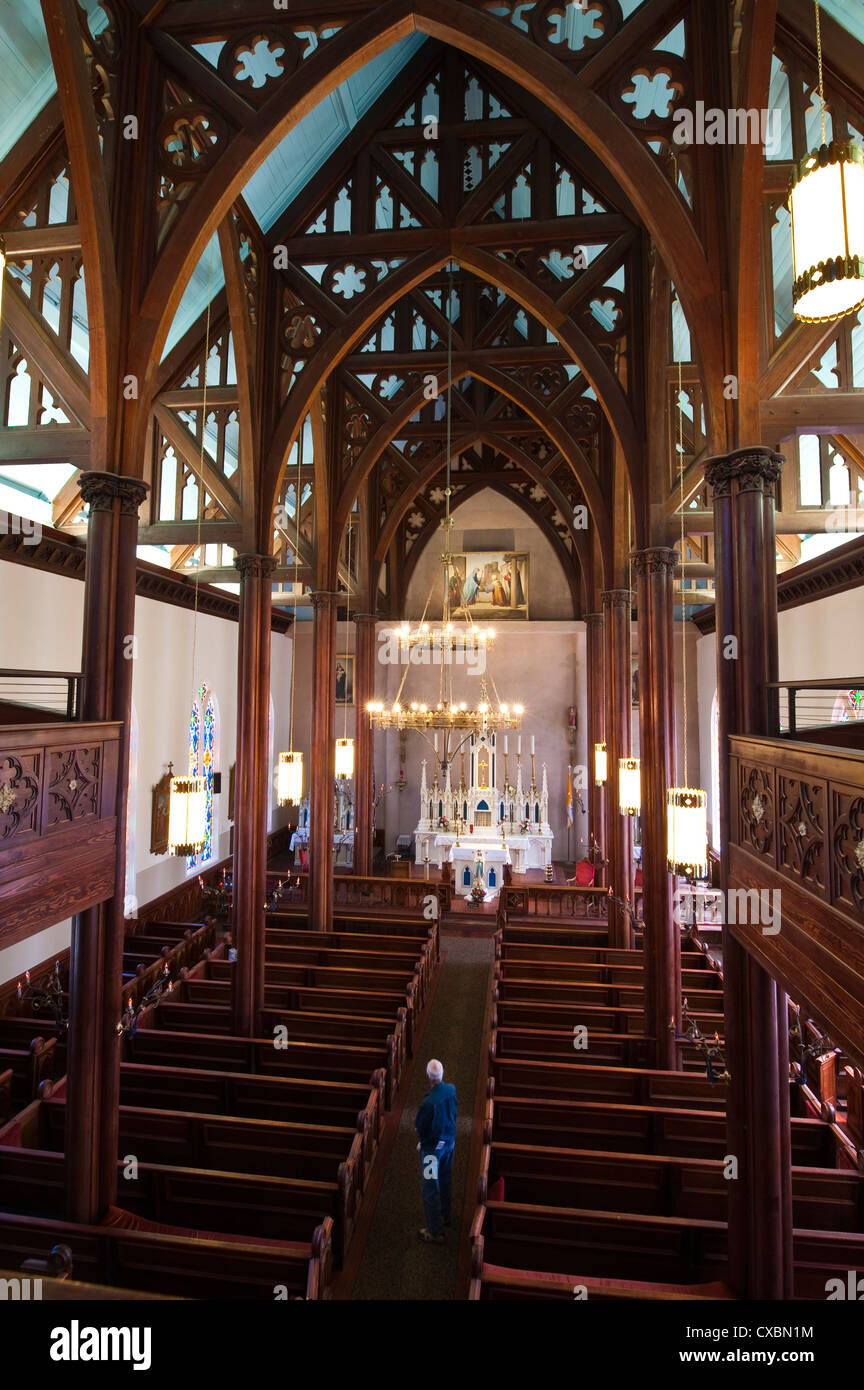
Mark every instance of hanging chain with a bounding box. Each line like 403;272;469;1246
677;320;688;788
191;241;215;718
287;417;303;753
815;0;827;146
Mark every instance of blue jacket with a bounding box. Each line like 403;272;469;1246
415;1081;457;1147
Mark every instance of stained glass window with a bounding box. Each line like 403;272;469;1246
186;683;216;868
833;690;864;724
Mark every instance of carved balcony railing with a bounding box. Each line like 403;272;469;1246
727;734;864;1069
0;721;122;947
770;679;864;742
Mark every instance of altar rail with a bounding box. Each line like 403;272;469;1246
497;884;643;923
266;871;450;916
0;720;122;948
728;733;864;1070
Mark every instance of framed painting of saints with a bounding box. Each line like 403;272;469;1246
451;552;529;620
335;655;355;706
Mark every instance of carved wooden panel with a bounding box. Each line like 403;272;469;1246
831;787;864;920
777;774;827;893
738;762;775;860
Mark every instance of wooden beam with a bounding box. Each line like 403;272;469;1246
3;224;82;256
157;386;240;409
761;393;864;437
759;321;839;399
138;521;242;545
4;279;92;428
0;427;90;463
41;0;120;469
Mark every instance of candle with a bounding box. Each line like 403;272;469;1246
504;735;508;755
531;736;535;755
434;732;438;752
517;735;521;755
16;981;21;999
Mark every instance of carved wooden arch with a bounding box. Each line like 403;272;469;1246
274;257;625;555
370;427;592;592
337;358;611;569
396;474;583;617
129;0;727;477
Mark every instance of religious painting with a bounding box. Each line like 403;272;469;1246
450;552;529;620
335;655;355;706
150;771;171;856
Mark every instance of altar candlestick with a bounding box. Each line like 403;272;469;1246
504;735;508;755
531;735;535;755
433;732;438;751
517;735;521;756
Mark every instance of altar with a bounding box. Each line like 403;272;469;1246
413;728;553;898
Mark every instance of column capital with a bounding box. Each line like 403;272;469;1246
353;612;379;627
78;471;149;516
704;447;784;499
234;553;278;580
583;611;604;628
309;589;341;611
601;588;633;609
630;547;678;577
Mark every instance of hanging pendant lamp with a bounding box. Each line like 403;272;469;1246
788;2;864;323
278;417;305;805
618;758;641;816
168;769;206;857
277;751;304;806
666;312;708;876
594;741;608;786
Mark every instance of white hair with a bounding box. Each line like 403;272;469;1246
426;1058;444;1082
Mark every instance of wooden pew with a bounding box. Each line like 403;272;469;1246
268;912;440;963
0;1209;334;1300
489;1057;728;1110
470;1264;735;1301
494;974;722;1017
490;1026;654;1068
479;1140;864;1232
495;955;720;999
472;1199;728;1284
124;1028;400;1107
493;992;724;1038
119;1063;384;1182
0;1068;12;1125
0;1134;357;1264
0;1037;57;1107
485;1094;837;1167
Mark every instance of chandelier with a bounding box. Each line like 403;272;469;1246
788;3;864;323
366;268;524;747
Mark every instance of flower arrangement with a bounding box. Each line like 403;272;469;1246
469;882;486;905
437;815;450;831
519;818;531;834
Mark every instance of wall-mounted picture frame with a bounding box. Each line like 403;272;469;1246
150;771;171;856
335;655;355;706
449;551;529;620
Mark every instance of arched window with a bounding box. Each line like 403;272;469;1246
187;683;218;870
832;689;864;723
710;691;721;852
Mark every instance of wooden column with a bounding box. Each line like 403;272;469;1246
632;549;680;1069
231;555;276;1036
584;612;605;882
309;591;338;930
66;471;147;1224
601;588;634;948
353;614;377;877
705;446;793;1301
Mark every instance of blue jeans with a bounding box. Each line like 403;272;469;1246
420;1140;454;1237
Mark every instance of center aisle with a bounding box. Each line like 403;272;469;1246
350;935;495;1301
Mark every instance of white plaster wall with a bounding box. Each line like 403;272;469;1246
0;918;72;989
0;559;294;956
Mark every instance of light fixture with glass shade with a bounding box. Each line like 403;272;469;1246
335;737;355;780
666;308;709;877
594;742;608;786
667;787;708;879
277;751;303;806
277;413;304;806
788;1;864;323
618;758;641;816
168;770;206;857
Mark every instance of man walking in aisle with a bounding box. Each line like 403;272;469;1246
415;1058;457;1243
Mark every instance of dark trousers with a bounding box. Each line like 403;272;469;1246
420;1141;454;1237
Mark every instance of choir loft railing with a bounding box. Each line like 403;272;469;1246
769;679;864;738
0;670;83;722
